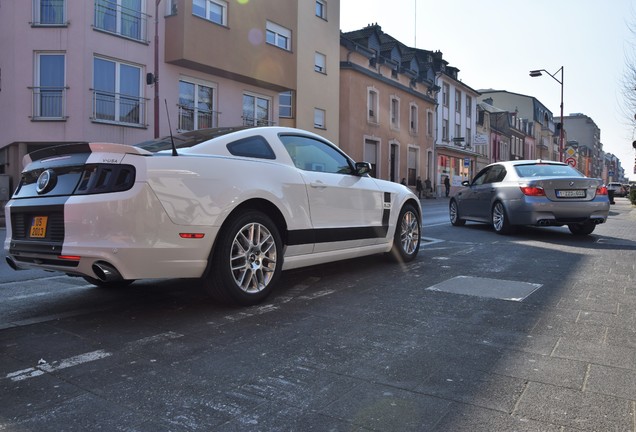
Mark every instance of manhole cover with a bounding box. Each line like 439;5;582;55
425;276;542;302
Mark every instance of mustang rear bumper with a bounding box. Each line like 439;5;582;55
4;183;218;281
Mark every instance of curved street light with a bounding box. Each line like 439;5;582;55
530;67;564;162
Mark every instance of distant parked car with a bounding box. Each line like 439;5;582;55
4;127;421;306
607;182;627;197
449;160;610;235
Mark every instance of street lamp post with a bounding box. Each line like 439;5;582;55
529;67;564;162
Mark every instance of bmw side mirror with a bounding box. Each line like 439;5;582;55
462;180;470;186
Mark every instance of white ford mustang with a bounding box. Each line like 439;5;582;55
4;127;421;305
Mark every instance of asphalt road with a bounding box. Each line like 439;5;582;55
1;198;635;431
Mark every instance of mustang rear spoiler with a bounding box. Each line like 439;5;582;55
24;142;153;165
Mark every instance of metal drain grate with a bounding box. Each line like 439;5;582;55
425;276;542;302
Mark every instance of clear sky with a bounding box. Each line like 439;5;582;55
341;0;636;180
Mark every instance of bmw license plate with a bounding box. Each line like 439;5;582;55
556;189;586;198
29;216;48;238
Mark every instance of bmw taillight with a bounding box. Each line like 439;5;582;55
520;186;545;196
596;186;608;195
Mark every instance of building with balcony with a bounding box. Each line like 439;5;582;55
558;113;604;179
0;0;340;195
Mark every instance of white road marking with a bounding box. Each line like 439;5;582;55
6;350;112;382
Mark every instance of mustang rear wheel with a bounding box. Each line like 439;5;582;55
389;203;421;263
204;210;282;305
449;199;465;226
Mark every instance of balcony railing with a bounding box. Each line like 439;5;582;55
177;105;219;131
31;86;67;119
94;0;148;42
92;90;146;126
242;116;276;127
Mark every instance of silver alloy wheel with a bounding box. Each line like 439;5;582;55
492;202;505;232
400;210;420;255
450;201;458;223
230;222;277;294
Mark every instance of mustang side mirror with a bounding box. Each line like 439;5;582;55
355;162;372;176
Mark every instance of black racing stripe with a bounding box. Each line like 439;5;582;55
8;199;68;255
288;225;389;246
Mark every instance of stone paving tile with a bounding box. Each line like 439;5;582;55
320;381;453;432
529;319;607;343
432;402;562;432
480;329;558;356
415;365;527;413
488;350;587;390
586;363;636;401
514;381;634;431
556;296;619;314
606;326;636;351
552;338;636;370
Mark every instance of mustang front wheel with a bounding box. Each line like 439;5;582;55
204;210;282;305
389;203;421;263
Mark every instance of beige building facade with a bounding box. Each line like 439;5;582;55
339;26;436;192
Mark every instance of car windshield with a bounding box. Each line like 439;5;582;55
134;127;251;153
514;163;583;178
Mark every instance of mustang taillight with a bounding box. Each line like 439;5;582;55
596;186;608;195
74;164;136;195
520;186;545;196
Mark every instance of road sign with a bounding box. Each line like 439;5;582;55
565;157;576;167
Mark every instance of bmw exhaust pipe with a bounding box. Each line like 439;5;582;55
92;261;123;282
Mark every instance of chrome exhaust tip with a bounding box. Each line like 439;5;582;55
92;261;123;282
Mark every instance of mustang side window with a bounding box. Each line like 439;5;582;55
279;135;353;174
226;136;275;159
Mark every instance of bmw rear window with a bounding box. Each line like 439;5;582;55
515;164;582;178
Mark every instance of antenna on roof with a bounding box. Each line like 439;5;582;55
164;99;178;156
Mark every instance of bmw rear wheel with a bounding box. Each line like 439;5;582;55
568;221;596;235
492;201;514;235
449;199;466;226
389;203;421;263
205;210;282;305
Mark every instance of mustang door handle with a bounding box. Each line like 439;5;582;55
310;181;327;189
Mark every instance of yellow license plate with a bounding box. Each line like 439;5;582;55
29;216;48;238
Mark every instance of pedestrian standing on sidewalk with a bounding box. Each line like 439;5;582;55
416;176;423;199
444;175;450;197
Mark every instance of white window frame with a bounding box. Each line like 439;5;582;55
364;137;380;178
407;145;419;186
243;92;272;126
455;89;461;113
442;83;449;107
34;52;66;119
409;103;418;133
314;52;326;73
368;87;379;123
94;0;146;41
178;77;217;131
314;108;326;129
33;0;66;25
266;20;291;51
315;0;327;19
279;91;293;118
92;56;144;125
192;0;227;26
390;95;400;129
